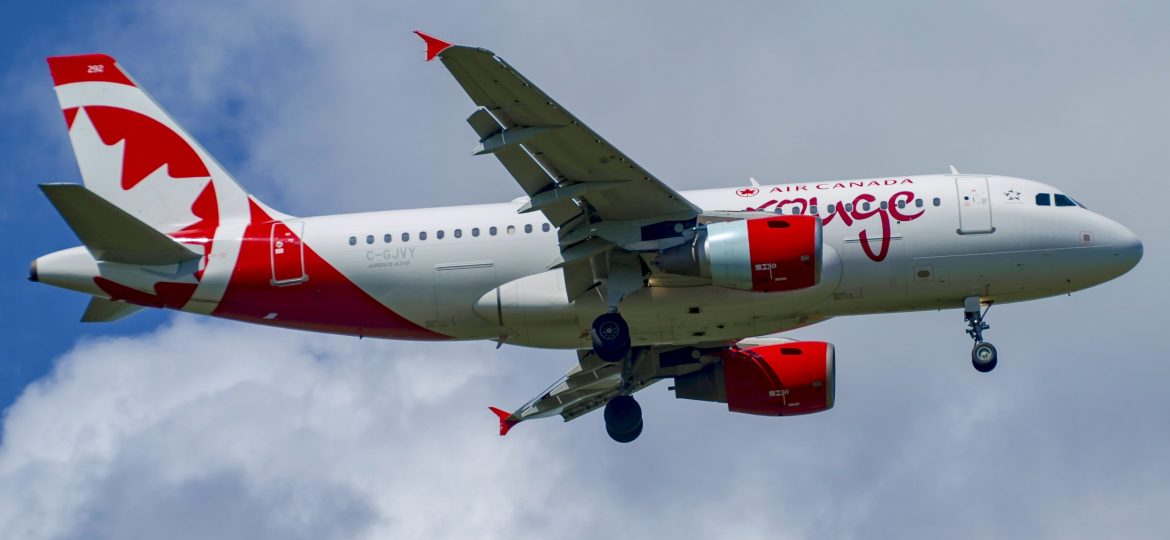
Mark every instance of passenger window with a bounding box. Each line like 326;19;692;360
524;224;533;233
402;232;410;242
348;236;356;246
436;230;445;239
844;203;853;212
542;223;551;232
472;228;480;237
489;226;498;236
1054;194;1076;207
366;235;374;245
827;205;836;214
897;200;906;209
861;202;871;211
879;201;888;210
1035;193;1051;206
932;197;941;207
383;234;392;244
810;205;818;215
454;229;462;238
915;199;924;208
419;231;428;241
506;225;516;235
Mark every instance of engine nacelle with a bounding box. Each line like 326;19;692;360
674;342;835;416
657;215;822;292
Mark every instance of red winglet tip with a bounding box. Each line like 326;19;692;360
414;31;453;61
488;407;517;436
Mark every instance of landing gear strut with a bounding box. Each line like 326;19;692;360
964;297;998;373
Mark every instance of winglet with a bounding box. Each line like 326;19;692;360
488;407;519;436
414;31;453;61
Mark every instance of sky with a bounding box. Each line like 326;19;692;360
1;1;1169;538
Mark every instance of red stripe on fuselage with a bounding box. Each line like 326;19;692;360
212;201;448;340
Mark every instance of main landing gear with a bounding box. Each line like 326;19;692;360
964;296;998;373
591;311;631;362
593;320;642;443
604;395;643;443
592;250;645;442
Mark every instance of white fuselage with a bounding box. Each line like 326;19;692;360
269;173;1139;348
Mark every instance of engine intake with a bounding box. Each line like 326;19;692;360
674;341;835;416
657;215;822;292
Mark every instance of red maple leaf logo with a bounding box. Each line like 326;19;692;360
736;187;759;197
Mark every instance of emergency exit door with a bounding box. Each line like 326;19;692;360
955;177;995;234
270;220;307;285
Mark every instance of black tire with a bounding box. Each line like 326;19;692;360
604;395;642;435
591;312;631;362
972;342;998;373
607;419;643;443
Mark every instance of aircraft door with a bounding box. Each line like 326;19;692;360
270;220;308;285
955;177;995;234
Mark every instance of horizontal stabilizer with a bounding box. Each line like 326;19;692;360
40;183;201;266
82;296;144;322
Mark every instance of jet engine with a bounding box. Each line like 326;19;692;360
656;216;822;292
673;342;835;416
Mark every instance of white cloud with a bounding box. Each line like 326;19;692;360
0;318;589;540
3;312;1170;539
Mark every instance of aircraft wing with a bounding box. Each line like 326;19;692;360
417;32;702;293
488;344;730;436
489;349;661;435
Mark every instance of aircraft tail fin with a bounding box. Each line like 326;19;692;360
46;54;278;234
82;296;144;323
40;183;201;267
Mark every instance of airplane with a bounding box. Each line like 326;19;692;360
29;32;1143;443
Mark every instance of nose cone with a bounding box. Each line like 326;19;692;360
1112;222;1143;275
1100;219;1142;280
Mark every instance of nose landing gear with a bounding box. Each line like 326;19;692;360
964;297;998;372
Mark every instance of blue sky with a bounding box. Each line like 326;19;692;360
2;1;1169;538
0;0;172;409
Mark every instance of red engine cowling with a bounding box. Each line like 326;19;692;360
673;342;835;416
657;215;822;292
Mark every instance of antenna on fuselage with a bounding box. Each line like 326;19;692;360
748;177;761;186
949;165;960;175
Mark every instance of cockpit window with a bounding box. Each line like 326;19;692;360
1054;194;1076;207
1035;193;1051;206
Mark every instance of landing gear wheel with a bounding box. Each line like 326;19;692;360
963;298;998;373
591;312;631;363
607;419;643;443
604;395;643;443
972;342;998;373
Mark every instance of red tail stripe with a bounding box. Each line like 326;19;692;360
48;54;135;87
